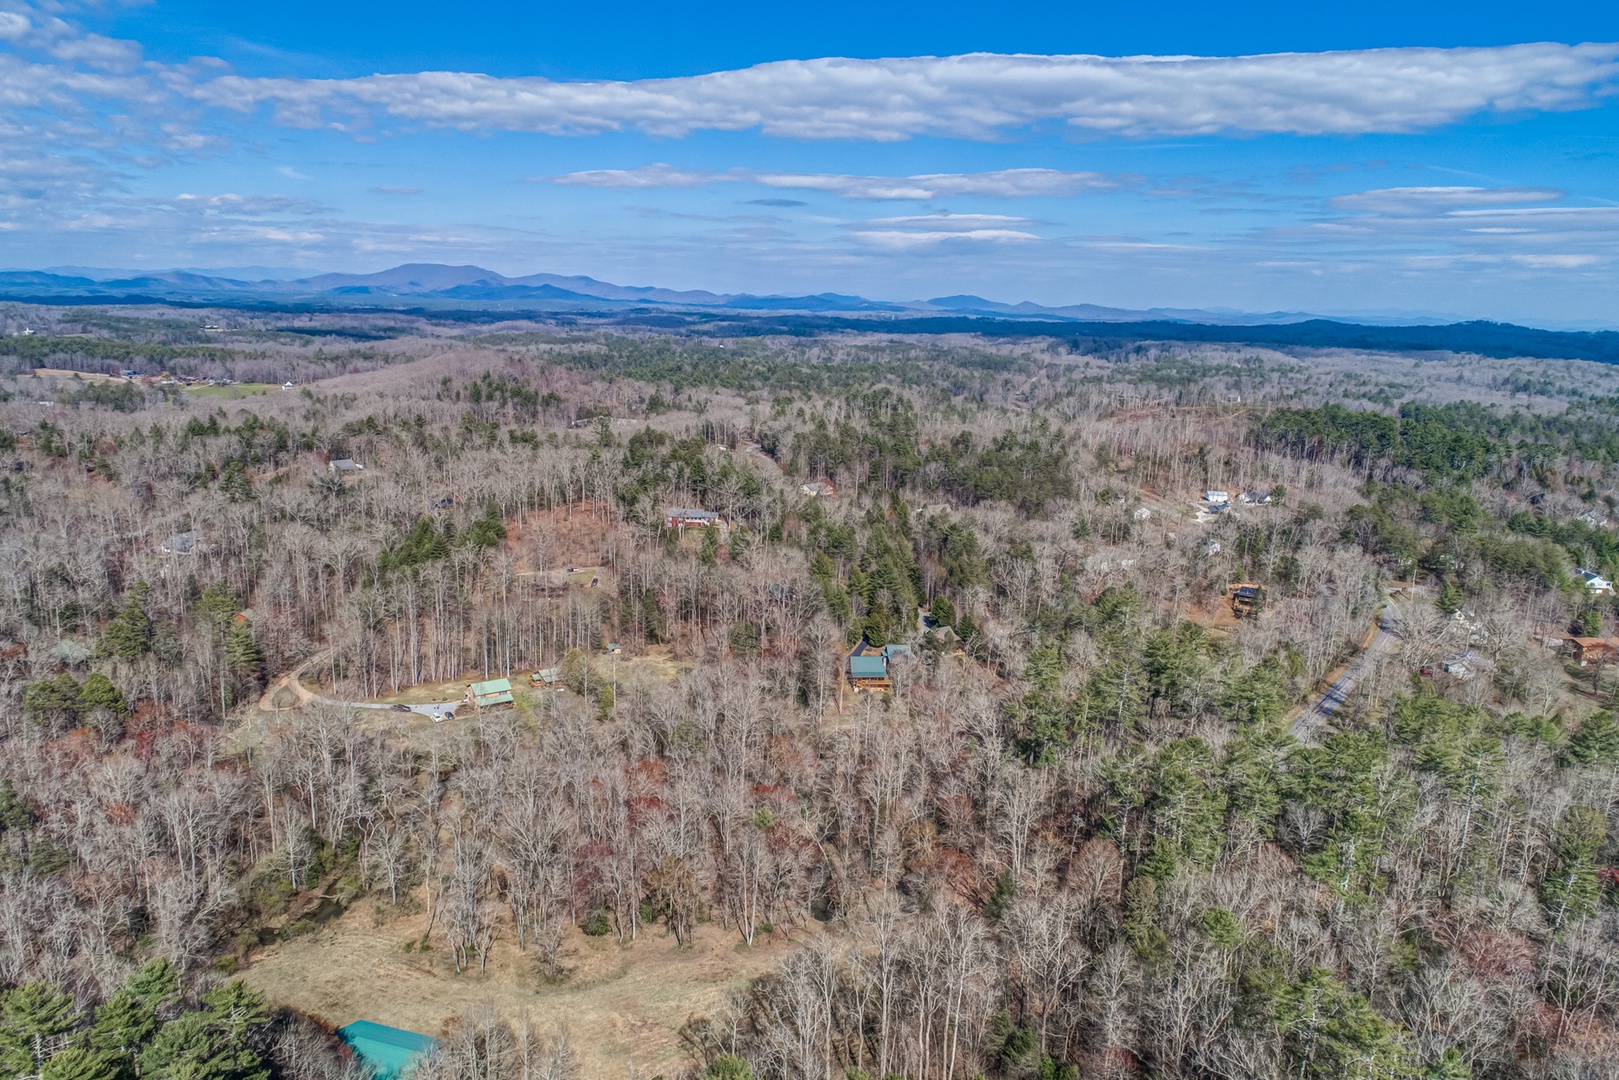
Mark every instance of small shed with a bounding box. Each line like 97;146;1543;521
338;1021;436;1080
329;458;365;476
1204;490;1231;505
800;480;836;498
466;677;514;711
531;666;563;690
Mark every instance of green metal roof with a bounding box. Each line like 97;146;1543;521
848;655;888;678
469;677;512;696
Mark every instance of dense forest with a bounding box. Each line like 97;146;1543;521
0;307;1617;1080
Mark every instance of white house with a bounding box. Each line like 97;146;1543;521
1203;490;1230;505
1579;568;1614;595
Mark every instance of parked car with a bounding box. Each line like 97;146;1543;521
390;703;411;712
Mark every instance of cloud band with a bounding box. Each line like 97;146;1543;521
191;44;1619;141
540;166;1118;199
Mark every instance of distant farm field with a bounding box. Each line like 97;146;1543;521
29;367;118;381
186;382;279;399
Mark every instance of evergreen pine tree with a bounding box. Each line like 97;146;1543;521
124;959;180;1012
1567;712;1619;768
76;674;126;717
87;991;157;1074
0;779;32;831
0;982;83;1077
1541;804;1607;929
101;583;151;662
41;1046;119;1080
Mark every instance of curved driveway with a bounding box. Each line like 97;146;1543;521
257;649;463;719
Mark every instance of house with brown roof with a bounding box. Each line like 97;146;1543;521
1567;637;1619;667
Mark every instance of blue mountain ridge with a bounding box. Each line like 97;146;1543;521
0;263;1477;327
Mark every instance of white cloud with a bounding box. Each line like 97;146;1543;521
851;228;1041;248
191;43;1619;141
1512;254;1602;268
543;165;1116;198
0;12;30;42
1331;186;1566;215
757;168;1114;199
855;211;1039;229
847;210;1043;247
48;32;141;72
168;193;323;215
1258;185;1619;279
549;163;714;189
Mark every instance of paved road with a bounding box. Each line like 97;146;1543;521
1289;597;1400;741
257;649;462;721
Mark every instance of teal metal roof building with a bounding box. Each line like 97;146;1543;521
339;1021;437;1079
848;655;888;679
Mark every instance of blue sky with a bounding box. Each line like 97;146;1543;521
3;1;1618;324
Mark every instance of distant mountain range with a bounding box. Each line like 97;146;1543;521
4;263;1619;364
0;262;1476;327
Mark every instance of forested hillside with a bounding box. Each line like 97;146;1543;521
0;309;1617;1080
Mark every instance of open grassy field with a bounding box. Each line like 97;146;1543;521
240;904;800;1080
185;382;280;399
28;368;118;381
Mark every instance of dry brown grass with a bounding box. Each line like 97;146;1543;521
240;903;801;1079
30;367;119;381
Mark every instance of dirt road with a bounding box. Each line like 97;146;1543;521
1289;596;1400;741
257;649;461;720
